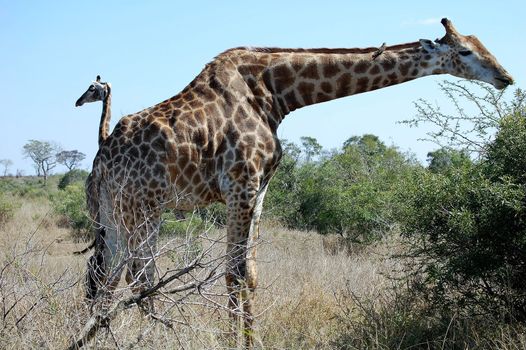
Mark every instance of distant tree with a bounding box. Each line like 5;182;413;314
300;136;322;163
343;134;387;156
426;148;471;173
22;140;60;182
0;159;13;176
280;139;302;162
56;150;86;171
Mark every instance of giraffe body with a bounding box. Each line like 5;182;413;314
84;19;513;346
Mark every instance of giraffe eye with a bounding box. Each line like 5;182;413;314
459;50;472;56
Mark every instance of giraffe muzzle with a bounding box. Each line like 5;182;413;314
494;75;514;90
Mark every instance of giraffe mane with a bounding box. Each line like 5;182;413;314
222;42;421;55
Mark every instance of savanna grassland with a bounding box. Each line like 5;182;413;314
1;82;526;349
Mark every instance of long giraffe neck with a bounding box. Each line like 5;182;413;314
236;43;439;121
99;84;111;147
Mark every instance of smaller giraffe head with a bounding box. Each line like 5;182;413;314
419;18;513;90
75;75;111;107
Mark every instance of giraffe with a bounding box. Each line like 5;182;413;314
74;76;114;295
75;75;112;147
85;18;513;346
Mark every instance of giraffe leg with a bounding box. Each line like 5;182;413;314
86;186;127;306
85;226;106;300
125;210;160;314
243;184;268;347
225;184;268;348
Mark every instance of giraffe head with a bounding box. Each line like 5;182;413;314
419;18;513;90
75;75;111;107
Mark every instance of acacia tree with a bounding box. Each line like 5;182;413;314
0;159;13;176
397;82;526;319
56;150;86;171
22;140;60;182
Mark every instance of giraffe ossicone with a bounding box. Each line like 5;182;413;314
80;18;512;347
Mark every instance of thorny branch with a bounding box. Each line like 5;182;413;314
399;80;520;157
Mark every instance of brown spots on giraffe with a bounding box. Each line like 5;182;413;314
354;77;370;94
297;82;315;105
151;137;165;153
225;125;240;145
354;60;371;74
110;145;120;159
276;97;289;115
381;58;396;71
321;82;333;94
128;146;140;159
167;164;178;183
335;73;352;98
233;105;249;125
369;65;381;75
272;64;295;93
193;129;207;147
372;76;382;87
400;62;413;76
238;64;265;77
139;143;150;159
284;91;300;111
192;83;217;101
322;64;340;78
387;73;399;84
192;173;202;186
142;125;159;144
229;162;245;180
194;183;207;197
150;179;159;189
316;93;332;103
300;62;319;79
420;61;429;68
146;152;158;167
183;163;198;181
189;99;204;109
411;69;419;76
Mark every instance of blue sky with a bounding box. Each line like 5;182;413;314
1;1;524;175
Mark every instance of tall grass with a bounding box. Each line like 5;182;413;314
0;197;525;348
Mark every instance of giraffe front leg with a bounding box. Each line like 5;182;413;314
243;184;267;347
225;220;250;347
225;184;268;348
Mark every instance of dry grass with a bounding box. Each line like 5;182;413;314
1;198;525;349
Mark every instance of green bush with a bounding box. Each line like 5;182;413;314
197;203;227;227
0;177;52;198
58;169;89;190
0;194;18;227
159;210;207;237
267;135;417;243
51;183;92;239
397;113;526;320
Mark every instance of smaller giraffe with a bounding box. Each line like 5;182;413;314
75;75;113;298
75;76;182;300
76;75;112;147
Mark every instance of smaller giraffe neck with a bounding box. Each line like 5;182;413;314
99;84;111;147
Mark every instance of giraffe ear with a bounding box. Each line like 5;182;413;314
419;39;439;53
96;75;101;82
